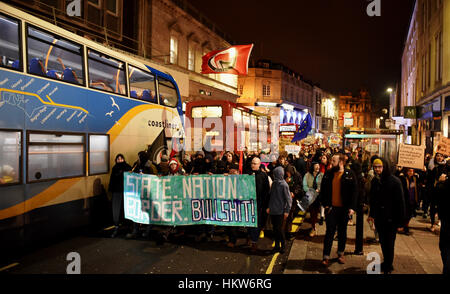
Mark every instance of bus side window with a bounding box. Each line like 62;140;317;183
128;65;157;103
158;78;178;108
88;50;126;96
0;14;21;71
27;26;84;85
0;131;21;186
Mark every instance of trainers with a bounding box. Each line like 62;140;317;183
338;255;346;264
354;250;364;256
309;229;316;237
322;259;330;267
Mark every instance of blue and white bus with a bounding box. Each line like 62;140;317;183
0;2;185;260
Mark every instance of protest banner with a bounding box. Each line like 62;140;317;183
123;173;257;227
398;143;425;170
436;137;450;156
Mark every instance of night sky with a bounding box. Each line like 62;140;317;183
190;0;416;106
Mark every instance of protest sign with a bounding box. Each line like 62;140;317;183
123;173;257;227
436;137;450;156
285;145;301;155
398;144;425;170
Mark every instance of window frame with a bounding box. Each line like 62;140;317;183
87;48;128;97
25;24;86;86
26;130;86;184
0;129;23;187
0;12;23;72
88;133;110;176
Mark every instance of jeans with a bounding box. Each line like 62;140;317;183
271;215;285;249
323;206;349;259
375;221;397;272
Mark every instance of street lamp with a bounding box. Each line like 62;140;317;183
387;88;393;93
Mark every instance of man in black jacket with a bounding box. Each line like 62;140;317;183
247;156;271;252
319;153;358;266
367;158;406;274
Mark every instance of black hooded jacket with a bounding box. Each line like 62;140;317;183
369;159;406;228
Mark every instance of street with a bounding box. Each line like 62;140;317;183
1;211;443;275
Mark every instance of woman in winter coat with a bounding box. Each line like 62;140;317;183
303;162;323;237
108;154;132;238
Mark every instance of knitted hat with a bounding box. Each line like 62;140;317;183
161;154;169;162
373;159;383;166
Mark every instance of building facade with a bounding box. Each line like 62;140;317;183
338;90;377;132
414;0;450;154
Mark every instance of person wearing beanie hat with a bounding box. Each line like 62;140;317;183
157;154;170;175
168;158;184;176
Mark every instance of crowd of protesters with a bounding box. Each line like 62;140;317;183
107;143;450;274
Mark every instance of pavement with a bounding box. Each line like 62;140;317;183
284;212;443;274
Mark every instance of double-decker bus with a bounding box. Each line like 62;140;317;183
0;2;184;260
185;100;271;153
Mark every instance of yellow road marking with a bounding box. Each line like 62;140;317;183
0;263;19;272
266;253;280;274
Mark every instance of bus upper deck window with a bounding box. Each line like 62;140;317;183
88;50;127;96
0;14;21;71
158;78;178;108
128;65;156;103
27;26;84;85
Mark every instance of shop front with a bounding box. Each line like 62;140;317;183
418;97;442;155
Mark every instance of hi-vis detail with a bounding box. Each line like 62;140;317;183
201;44;254;75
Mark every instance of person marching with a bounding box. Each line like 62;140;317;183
367;158;406;274
267;166;292;253
398;168;421;235
302;162;323;237
319;153;358;266
108;154;132;238
247;157;271;252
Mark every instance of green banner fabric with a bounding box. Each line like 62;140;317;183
123;172;257;227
